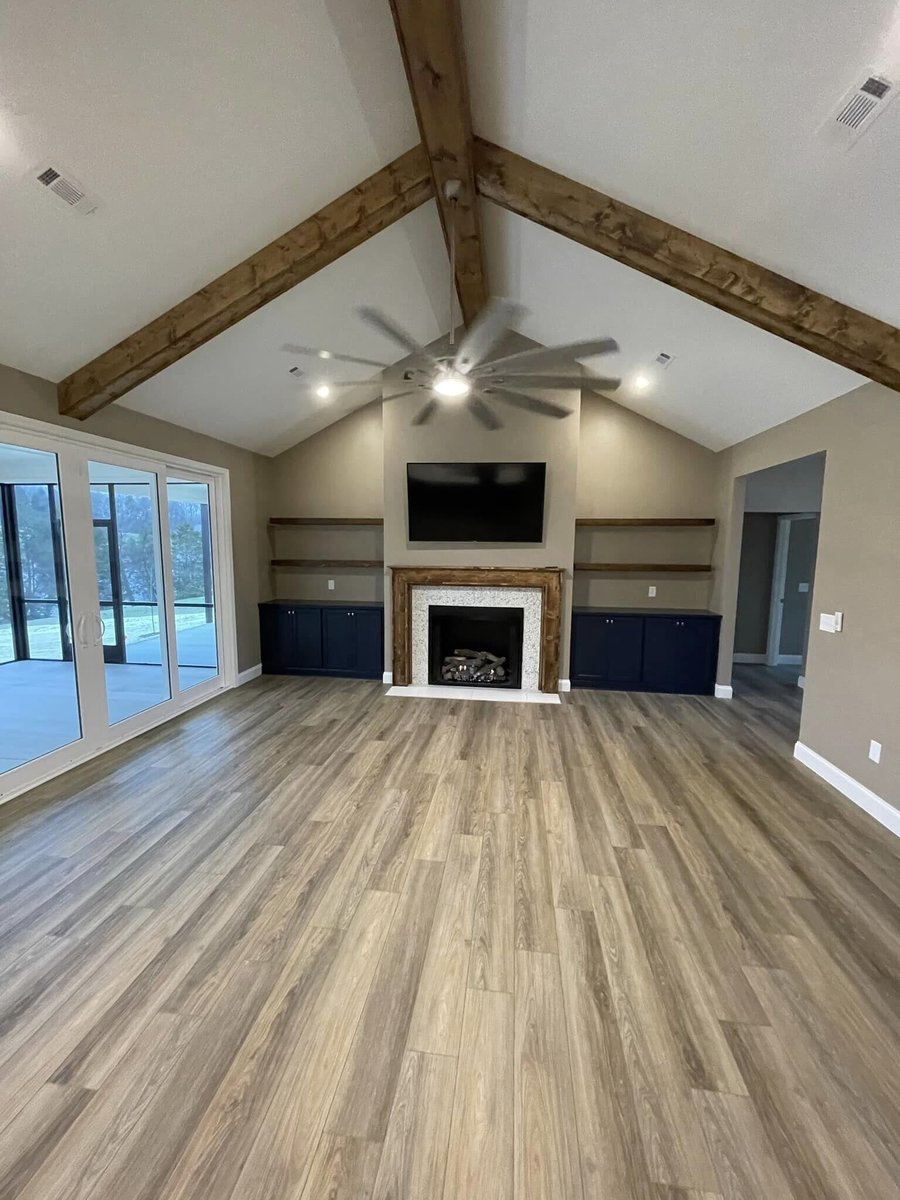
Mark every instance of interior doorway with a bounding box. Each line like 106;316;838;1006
731;453;825;738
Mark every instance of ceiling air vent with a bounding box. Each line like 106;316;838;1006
822;73;896;146
654;352;674;369
33;162;102;215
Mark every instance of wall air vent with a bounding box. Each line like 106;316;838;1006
822;73;896;147
32;162;102;215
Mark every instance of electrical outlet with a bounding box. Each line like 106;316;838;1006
869;739;882;764
798;582;809;593
648;585;657;597
328;578;335;591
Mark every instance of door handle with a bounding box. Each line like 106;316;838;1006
93;613;103;646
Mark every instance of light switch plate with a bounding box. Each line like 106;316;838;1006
869;740;882;764
328;579;335;591
819;612;836;633
648;586;657;597
798;582;809;593
834;610;843;631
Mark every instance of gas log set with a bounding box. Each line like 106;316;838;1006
440;647;507;684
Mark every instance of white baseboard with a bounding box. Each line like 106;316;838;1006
382;671;393;685
794;742;899;839
559;679;571;692
797;674;805;689
236;664;262;686
733;652;767;664
714;684;733;700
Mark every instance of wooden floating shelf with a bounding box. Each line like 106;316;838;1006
574;562;712;573
575;517;715;527
269;517;384;527
271;558;384;569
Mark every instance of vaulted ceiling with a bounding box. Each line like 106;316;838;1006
1;0;898;454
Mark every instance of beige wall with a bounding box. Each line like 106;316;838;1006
266;402;384;603
383;378;580;675
574;394;719;609
0;364;269;672
712;381;900;806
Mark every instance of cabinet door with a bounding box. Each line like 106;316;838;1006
571;614;608;683
260;605;292;673
322;608;357;672
292;607;323;669
603;615;644;684
643;617;715;694
354;609;383;678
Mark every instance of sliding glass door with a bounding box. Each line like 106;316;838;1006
0;420;232;801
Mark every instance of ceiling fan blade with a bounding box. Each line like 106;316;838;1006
280;343;389;369
584;376;622;393
357;307;437;364
483;387;572;419
482;372;622;390
382;389;424;402
466;395;502;431
412;399;439;426
452;298;525;375
474;337;619;374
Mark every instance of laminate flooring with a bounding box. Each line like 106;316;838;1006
0;670;897;1198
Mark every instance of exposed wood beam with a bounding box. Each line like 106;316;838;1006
389;0;488;327
58;145;433;419
474;138;900;393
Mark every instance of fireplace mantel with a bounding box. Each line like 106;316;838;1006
390;566;564;693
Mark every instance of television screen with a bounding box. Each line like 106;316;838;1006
406;462;547;542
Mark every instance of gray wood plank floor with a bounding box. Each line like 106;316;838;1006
0;667;897;1199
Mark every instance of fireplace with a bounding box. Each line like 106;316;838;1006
428;604;524;689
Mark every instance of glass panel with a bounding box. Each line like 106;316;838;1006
88;463;170;725
24;600;63;659
0;515;11;664
167;479;219;690
0;443;81;774
90;484;110;520
93;527;114;603
14;485;60;603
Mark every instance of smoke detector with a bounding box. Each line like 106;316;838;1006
654;351;675;369
32;162;102;215
821;73;896;147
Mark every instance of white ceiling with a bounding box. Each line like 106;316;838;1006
462;0;900;327
0;0;417;380
0;0;894;455
482;206;863;450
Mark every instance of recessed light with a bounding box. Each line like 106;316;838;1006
318;350;332;359
433;372;471;398
315;384;331;399
632;373;652;392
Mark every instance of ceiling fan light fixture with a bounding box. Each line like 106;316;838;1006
632;372;652;393
433;371;471;399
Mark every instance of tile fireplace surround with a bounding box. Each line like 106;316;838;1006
389;567;564;694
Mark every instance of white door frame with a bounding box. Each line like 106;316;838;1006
0;411;238;804
766;512;817;667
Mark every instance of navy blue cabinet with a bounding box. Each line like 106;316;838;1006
260;602;383;679
570;612;643;687
571;609;720;695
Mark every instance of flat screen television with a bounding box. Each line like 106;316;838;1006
406;462;547;542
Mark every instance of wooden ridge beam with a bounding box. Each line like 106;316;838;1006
389;0;488;327
58;144;433;419
474;138;900;392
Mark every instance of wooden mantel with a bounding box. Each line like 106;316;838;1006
389;566;564;693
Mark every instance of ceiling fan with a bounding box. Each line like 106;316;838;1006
281;182;621;431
